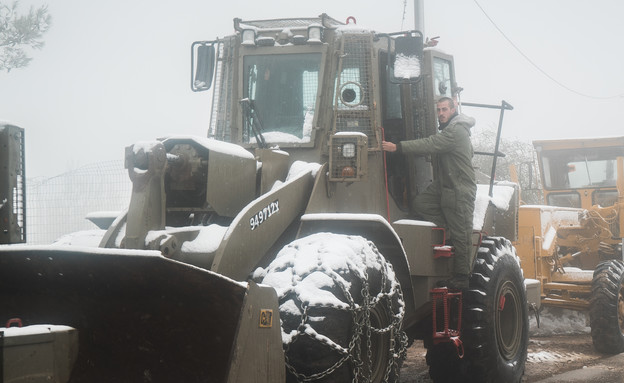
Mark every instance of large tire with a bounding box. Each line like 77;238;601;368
426;237;529;383
255;233;407;383
589;259;624;354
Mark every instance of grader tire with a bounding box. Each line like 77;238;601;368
426;237;528;383
256;233;406;383
589;259;624;354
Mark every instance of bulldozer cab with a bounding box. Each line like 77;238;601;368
191;15;456;215
534;137;624;209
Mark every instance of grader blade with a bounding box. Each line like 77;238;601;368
0;246;284;383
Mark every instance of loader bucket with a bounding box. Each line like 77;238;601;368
0;246;284;383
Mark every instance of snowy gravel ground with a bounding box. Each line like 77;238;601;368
399;307;618;383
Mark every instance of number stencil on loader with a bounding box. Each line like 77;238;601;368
250;200;279;230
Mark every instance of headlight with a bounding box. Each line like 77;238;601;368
341;166;355;177
307;24;323;44
329;133;368;182
342;143;356;158
242;29;256;46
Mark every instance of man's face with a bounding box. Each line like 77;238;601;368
436;100;456;125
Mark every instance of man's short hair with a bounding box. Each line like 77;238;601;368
437;96;455;108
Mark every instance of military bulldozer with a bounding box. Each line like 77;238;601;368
515;137;624;353
1;15;532;382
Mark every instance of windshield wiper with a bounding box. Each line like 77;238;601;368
240;98;267;149
583;156;593;185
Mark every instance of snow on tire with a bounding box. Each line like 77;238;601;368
426;236;528;383
589;259;624;354
254;233;407;383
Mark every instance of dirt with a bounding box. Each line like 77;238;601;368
523;334;602;382
399;333;608;382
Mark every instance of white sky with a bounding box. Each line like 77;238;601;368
2;0;623;178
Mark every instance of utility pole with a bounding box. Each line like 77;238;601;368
414;0;425;34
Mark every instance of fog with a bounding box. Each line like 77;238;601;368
1;0;623;178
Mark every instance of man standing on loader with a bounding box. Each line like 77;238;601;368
382;96;477;290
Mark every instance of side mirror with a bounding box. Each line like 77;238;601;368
191;41;216;92
390;33;423;84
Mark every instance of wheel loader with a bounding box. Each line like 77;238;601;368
1;15;533;382
514;136;624;353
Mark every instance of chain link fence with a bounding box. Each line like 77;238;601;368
26;160;131;245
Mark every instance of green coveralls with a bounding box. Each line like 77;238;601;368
397;113;477;276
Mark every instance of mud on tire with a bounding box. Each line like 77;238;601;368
589;259;624;354
426;236;529;383
255;233;407;383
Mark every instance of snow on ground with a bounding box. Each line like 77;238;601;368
529;306;590;336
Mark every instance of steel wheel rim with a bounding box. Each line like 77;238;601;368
366;304;391;382
496;280;523;360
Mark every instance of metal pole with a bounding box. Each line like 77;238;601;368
461;101;514;197
489;100;513;197
414;0;425;34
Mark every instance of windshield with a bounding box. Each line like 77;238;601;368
243;53;321;144
541;147;619;189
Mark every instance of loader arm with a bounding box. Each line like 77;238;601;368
212;165;318;280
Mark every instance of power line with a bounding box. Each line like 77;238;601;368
472;0;624;100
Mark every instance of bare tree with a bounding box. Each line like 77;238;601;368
472;129;543;204
0;1;51;72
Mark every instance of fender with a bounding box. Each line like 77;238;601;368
296;213;416;321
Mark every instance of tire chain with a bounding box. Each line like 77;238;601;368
283;240;408;382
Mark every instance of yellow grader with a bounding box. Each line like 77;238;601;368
2;15;533;383
515;136;624;353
